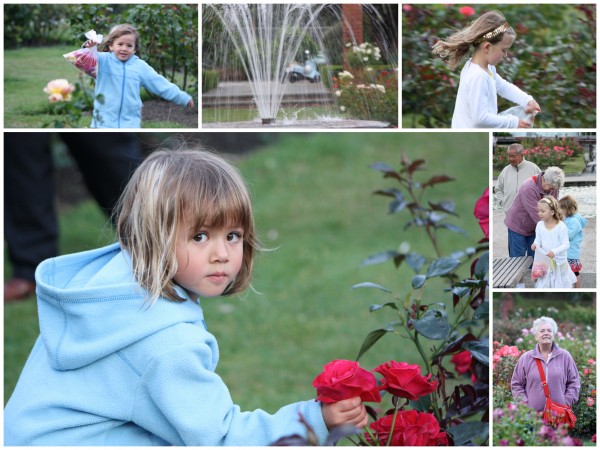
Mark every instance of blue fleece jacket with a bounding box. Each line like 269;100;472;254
563;213;588;259
4;243;328;445
91;52;192;128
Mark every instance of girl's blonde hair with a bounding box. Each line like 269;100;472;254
116;148;259;303
100;24;140;56
539;196;564;222
558;195;578;217
432;10;515;70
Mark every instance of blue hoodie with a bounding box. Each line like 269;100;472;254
91;52;192;128
563;213;588;260
4;243;328;445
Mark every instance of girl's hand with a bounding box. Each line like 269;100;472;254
547;250;555;258
83;40;98;48
321;397;368;430
188;98;195;108
525;99;541;114
518;119;532;129
531;243;537;251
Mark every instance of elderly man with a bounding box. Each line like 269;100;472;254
495;144;541;212
504;167;564;257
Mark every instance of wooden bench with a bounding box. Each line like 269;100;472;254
493;256;533;288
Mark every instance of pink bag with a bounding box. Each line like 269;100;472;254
63;30;103;78
531;248;551;280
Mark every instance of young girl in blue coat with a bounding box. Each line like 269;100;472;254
4;149;368;445
82;24;194;128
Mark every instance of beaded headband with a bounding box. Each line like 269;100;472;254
474;22;511;45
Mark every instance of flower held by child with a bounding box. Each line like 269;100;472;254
312;360;381;403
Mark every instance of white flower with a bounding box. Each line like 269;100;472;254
363;57;368;61
338;70;354;79
366;67;373;72
340;106;346;112
335;90;341;97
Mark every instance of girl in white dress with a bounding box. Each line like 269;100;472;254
432;10;541;128
531;196;576;288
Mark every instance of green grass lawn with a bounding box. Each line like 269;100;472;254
4;133;489;421
4;46;195;128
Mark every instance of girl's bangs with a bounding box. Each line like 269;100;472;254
184;182;252;233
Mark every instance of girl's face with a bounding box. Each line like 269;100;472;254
537;202;555;222
173;222;244;298
109;33;136;61
486;34;514;66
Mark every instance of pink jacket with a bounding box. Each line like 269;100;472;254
511;342;580;412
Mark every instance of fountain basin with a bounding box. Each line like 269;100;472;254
203;119;392;129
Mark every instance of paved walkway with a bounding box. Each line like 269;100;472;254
492;173;596;289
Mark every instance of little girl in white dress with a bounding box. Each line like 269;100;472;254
531;196;576;288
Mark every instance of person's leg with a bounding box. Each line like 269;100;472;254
4;133;57;300
507;228;528;257
524;233;536;258
61;133;143;223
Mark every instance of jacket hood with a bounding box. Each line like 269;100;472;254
35;243;204;371
570;213;589;228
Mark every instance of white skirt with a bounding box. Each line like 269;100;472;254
535;261;577;288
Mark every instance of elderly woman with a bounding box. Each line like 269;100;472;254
511;316;580;412
504;166;565;257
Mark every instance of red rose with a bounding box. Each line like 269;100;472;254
367;410;448;446
474;187;489;239
312;359;381;403
459;6;476;16
451;350;472;375
373;361;437;400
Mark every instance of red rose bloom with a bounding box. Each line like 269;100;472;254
459;6;476;17
373;361;437;400
367;410;448;446
313;359;381;403
451;350;472;375
474;187;489;239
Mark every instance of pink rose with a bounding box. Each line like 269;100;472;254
373;361;437;400
474;188;489;239
459;6;476;16
367;410;448;446
312;359;381;403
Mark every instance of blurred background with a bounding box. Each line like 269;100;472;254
403;4;596;128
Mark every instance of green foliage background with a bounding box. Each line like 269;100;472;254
403;4;596;128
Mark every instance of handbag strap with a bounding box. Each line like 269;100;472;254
535;358;552;398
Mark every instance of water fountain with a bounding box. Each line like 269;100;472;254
202;4;397;128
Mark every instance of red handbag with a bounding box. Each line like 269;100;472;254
535;359;576;429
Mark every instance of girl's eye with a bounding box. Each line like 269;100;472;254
228;232;243;243
193;232;208;243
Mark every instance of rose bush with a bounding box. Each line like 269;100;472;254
42;75;99;128
274;155;489;446
403;4;595;128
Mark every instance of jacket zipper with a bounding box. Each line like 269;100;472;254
118;61;126;128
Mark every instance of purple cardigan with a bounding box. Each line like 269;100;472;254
503;173;559;236
511;342;580;412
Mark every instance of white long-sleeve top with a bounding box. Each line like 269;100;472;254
451;59;533;128
533;220;571;265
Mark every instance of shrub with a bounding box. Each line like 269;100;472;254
333;65;398;126
202;70;219;93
